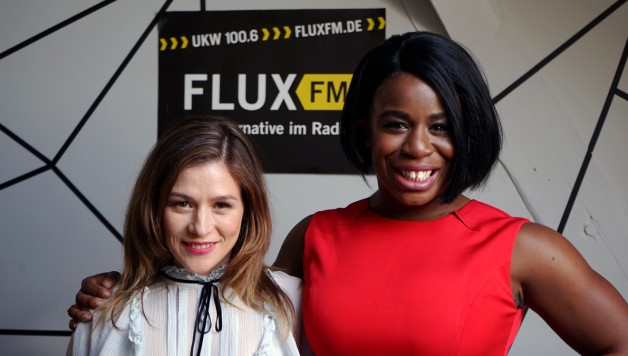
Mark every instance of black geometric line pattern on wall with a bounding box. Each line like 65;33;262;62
557;38;627;233
1;0;174;244
0;0;625;338
489;0;627;233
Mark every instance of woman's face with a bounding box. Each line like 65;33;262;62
367;72;455;212
163;161;244;275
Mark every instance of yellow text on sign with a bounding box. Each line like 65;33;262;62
296;74;352;110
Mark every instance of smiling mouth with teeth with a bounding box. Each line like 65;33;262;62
402;170;433;182
186;242;217;249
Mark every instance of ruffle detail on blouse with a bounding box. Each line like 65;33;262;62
254;270;282;355
162;264;226;282
128;286;150;356
254;313;277;356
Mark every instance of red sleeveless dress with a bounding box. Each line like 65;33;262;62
303;199;528;355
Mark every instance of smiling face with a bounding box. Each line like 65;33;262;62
163;161;244;275
368;72;455;218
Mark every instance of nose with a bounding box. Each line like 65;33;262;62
402;127;435;157
188;207;213;237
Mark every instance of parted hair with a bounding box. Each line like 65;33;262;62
103;116;294;335
340;31;502;203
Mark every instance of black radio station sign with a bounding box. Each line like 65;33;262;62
158;9;385;173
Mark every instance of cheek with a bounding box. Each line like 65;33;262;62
436;137;455;160
161;217;176;251
226;213;246;245
162;210;184;240
224;215;244;239
370;133;400;159
161;212;173;237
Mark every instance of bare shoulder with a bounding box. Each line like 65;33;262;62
512;222;588;281
272;215;313;279
512;222;612;302
512;222;628;354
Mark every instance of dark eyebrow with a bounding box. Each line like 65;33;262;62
212;195;240;202
378;110;448;120
168;192;191;200
168;192;239;202
428;112;448;120
378;110;410;119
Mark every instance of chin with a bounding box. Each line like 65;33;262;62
397;194;438;207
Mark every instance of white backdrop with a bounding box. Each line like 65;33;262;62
0;0;626;355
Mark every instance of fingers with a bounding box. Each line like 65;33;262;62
80;272;117;298
102;271;121;289
80;271;121;299
67;304;92;331
75;289;105;309
69;271;121;330
75;271;120;309
69;319;77;331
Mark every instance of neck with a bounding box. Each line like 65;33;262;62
369;193;469;222
162;264;227;282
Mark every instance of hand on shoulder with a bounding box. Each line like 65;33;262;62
68;271;121;330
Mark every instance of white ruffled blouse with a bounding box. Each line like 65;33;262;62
67;266;302;356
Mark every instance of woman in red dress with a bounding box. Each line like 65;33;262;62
71;32;628;355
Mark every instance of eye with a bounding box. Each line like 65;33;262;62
381;119;408;133
430;122;451;134
214;201;232;209
168;199;192;209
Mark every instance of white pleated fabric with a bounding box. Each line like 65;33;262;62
67;268;302;356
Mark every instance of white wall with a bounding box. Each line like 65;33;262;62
0;0;626;355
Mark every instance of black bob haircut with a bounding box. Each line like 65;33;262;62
340;31;502;204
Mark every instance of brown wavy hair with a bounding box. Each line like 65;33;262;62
101;116;294;335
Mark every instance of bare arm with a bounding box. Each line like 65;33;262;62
272;215;311;280
67;271;120;330
512;222;628;355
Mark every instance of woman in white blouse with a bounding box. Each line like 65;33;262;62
67;117;302;356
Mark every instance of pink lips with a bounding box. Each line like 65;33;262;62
395;166;439;191
183;241;217;255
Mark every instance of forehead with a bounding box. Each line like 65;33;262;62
371;72;444;115
172;161;240;195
